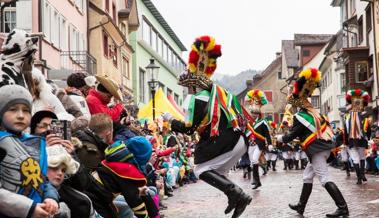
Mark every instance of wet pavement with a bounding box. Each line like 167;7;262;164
161;162;379;218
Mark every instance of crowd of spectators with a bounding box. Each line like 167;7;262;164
0;72;198;218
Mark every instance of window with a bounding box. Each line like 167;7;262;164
43;1;51;41
52;11;59;45
142;19;150;44
59;16;67;50
139;69;146;103
366;5;372;31
167;88;173;97
355;61;368;82
278;71;283;79
163;43;168;62
340;73;346;92
264;90;273;102
311;96;320;108
103;32;109;57
158;82;165;91
105;0;109;12
174;94;179;104
358;16;363;44
157;37;163;56
113;45;118;67
151;30;157;51
3;2;16;33
112;3;116;23
122;57;130;79
302;49;310;57
349;0;355;15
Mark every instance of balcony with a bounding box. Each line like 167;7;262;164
60;51;97;75
48;51;97;86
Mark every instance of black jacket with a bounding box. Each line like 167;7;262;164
281;109;334;157
171;95;241;164
343;112;371;148
252;119;272;150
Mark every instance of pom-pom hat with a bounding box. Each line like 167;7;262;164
345;89;370;112
288;68;321;107
244;89;268;114
178;36;222;90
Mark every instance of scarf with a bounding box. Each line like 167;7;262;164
302;99;334;141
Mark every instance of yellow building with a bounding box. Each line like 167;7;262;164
88;0;139;103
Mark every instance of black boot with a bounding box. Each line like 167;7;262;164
247;166;252;180
267;160;271;170
199;170;252;215
354;164;362;184
360;160;367;182
288;183;313;215
324;182;349;217
272;160;277;171
344;162;350;177
251;164;261;189
261;164;268;176
295;160;300;170
283;159;288;170
301;159;307;169
243;168;247;179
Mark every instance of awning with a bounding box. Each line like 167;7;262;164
137;88;184;122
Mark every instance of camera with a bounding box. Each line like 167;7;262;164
51;120;71;140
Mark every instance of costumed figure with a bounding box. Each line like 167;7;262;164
335;127;351;176
265;121;279;171
343;89;371;184
277;68;349;217
279;121;293;170
244;89;272;189
162;36;252;218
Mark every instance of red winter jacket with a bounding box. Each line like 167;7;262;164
86;89;124;121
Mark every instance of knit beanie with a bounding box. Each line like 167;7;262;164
67;73;87;89
105;136;152;172
0;85;32;120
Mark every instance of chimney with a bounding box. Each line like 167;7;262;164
246;80;253;89
276;52;281;58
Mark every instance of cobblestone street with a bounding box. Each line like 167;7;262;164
162;163;379;218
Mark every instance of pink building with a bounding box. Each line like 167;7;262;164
0;0;94;82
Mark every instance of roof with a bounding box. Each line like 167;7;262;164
237;56;282;99
142;0;187;51
330;0;342;7
282;40;299;68
294;34;334;46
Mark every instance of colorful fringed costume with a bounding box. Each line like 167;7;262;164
244;89;271;189
166;36;252;218
343;89;371;185
277;68;349;217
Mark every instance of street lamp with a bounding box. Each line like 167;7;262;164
146;58;160;121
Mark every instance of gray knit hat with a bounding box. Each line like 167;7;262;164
0;85;33;119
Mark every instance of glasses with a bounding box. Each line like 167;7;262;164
36;122;52;129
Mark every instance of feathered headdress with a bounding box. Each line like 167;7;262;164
244;89;268;114
288;68;321;107
269;121;277;130
178;36;222;90
346;89;370;112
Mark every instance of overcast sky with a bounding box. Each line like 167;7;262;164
151;0;341;76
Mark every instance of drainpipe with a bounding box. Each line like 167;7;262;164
371;1;379;118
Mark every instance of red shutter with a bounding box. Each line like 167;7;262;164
274;113;279;123
264;90;273;102
103;32;108;57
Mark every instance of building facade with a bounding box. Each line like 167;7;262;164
129;0;186;107
237;55;285;123
0;0;92;83
88;0;139;103
331;0;378;120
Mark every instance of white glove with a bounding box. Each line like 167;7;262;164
276;134;284;143
162;112;173;122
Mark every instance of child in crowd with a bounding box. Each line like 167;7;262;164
0;85;59;218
